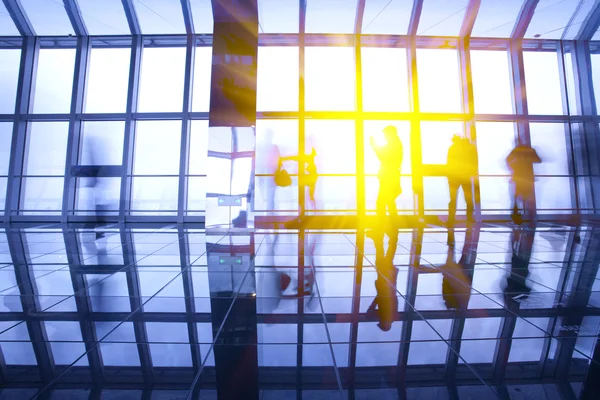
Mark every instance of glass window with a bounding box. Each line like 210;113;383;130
131;177;179;214
417;0;468;36
256;119;298;175
362;0;412;34
134;121;182;175
476;122;516;175
0;49;21;113
133;0;185;35
78;0;131;35
75;177;121;214
190;0;214;34
523;51;564;115
471;0;524;38
257;47;299;112
459;317;501;364
85;48;131;113
191;47;213;112
420;121;463;165
24;122;69;176
305;0;357;34
138;47;186;112
258;0;299;33
189;120;209;175
356;322;403;366
32;49;76;114
187;176;206;214
361;48;409;112
536;177;573;211
0;321;37;365
471;50;513;114
45;321;88;366
525;0;587;40
563;49;579;115
96;322;141;366
305;47;355;111
0;1;19;35
79;121;125;166
590;53;600;114
305;120;355;174
0;122;13;176
417;49;462;113
146;322;192;367
408;319;452;364
529;123;570;176
20;0;74;36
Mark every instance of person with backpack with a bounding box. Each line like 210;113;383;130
446;134;478;225
368;125;403;238
506;140;542;224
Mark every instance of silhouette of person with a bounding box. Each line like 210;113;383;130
446;134;478;225
258;129;281;212
501;227;534;310
506;141;542;224
369;125;403;238
366;229;399;331
279;136;318;210
441;226;479;311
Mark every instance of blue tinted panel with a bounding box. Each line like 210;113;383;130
258;0;299;33
526;0;590;40
257;47;299;111
20;0;74;35
305;0;358;34
0;321;37;365
0;1;19;35
0;49;21;113
20;177;65;213
417;0;469;36
362;0;412;34
32;49;76;114
85;48;130;113
78;0;131;35
45;321;88;366
190;0;214;34
134;0;185;34
471;0;525;38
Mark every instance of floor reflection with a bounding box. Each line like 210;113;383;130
0;222;598;399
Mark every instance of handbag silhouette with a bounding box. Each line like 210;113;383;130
274;165;292;187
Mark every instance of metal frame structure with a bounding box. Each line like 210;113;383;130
0;0;598;226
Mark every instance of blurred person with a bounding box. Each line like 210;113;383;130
279;134;319;211
257;129;281;212
368;125;403;239
506;140;542;224
366;229;399;331
446;134;478;225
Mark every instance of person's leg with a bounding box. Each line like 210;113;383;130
462;180;474;222
447;179;459;225
375;180;387;230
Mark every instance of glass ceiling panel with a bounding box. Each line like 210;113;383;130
471;0;525;38
190;0;213;34
20;0;75;36
78;0;131;35
305;0;358;34
417;0;469;36
562;0;596;40
525;0;592;40
362;0;412;35
133;0;186;35
258;0;299;33
0;1;20;36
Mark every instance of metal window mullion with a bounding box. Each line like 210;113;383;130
120;227;153;383
347;232;364;394
576;0;600;40
5;229;56;383
298;0;306;218
354;0;365;225
2;0;35;36
178;35;196;223
63;0;89;36
492;315;517;384
62;36;91;223
408;0;424;36
180;0;195;34
445;314;466;385
459;0;481;38
508;40;530;141
407;38;423;217
121;0;141;35
4;36;38;223
511;0;540;39
62;228;104;384
119;36;142;220
177;227;202;370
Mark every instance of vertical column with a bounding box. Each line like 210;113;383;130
205;0;259;230
3;36;38;223
204;233;258;400
354;0;366;226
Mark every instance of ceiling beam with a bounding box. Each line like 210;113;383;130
63;0;88;36
459;0;481;38
121;0;141;35
511;0;539;39
354;0;366;35
576;0;600;40
180;0;195;34
2;0;34;36
408;0;424;36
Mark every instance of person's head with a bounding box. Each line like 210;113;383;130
383;125;398;141
452;134;462;144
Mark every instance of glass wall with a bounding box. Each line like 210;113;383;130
0;34;592;219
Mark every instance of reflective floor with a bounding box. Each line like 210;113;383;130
0;222;599;399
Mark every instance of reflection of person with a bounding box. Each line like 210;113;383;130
441;226;479;311
258;129;281;211
369;125;403;237
446;135;478;225
501;227;534;309
366;230;399;331
506;141;542;224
